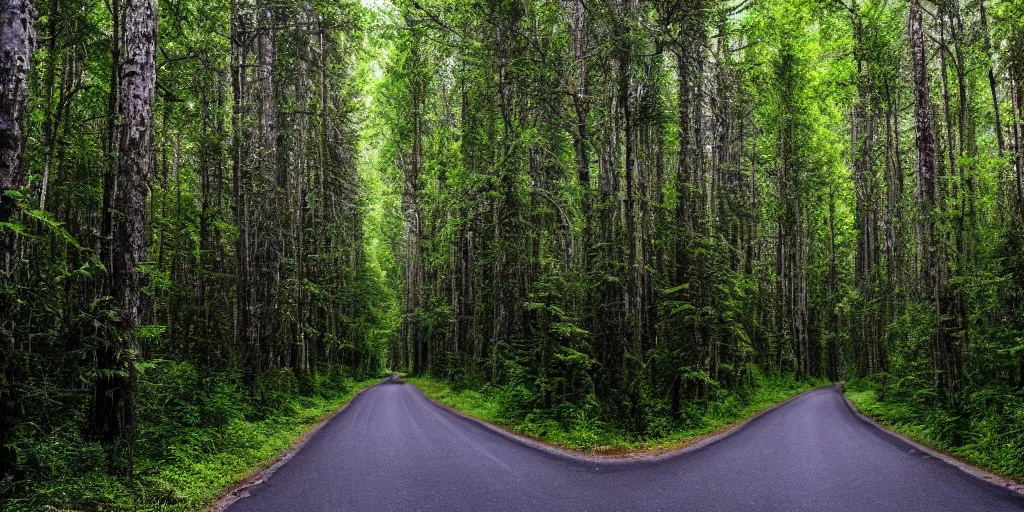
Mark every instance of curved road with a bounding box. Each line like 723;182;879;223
226;381;1024;511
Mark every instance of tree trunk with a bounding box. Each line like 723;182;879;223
0;10;35;473
96;0;156;475
100;0;120;271
979;0;1004;156
401;20;426;374
0;0;35;223
0;0;34;468
1012;79;1024;218
909;0;958;400
253;6;279;372
910;0;938;207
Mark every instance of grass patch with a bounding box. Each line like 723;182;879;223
2;375;383;512
405;375;821;454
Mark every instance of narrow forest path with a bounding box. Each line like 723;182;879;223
222;381;1024;511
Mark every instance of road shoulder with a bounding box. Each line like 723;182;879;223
207;376;395;512
840;384;1024;498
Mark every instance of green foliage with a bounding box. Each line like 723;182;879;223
1;0;395;508
1;369;382;512
5;0;1024;504
847;377;1024;481
409;374;820;452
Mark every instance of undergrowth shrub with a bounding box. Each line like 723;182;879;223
848;376;1024;480
1;363;378;512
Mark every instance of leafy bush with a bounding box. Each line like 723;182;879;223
1;369;382;512
411;373;819;452
847;377;1024;481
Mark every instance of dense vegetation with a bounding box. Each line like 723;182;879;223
408;375;819;451
376;0;1024;474
0;0;393;508
2;0;1024;508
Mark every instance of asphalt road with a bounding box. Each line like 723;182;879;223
226;380;1024;511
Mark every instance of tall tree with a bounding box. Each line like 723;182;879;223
0;0;36;479
94;0;156;472
908;0;959;400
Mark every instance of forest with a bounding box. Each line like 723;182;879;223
2;0;1024;508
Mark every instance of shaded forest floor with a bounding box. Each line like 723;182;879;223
0;371;383;512
406;375;823;454
845;379;1024;484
